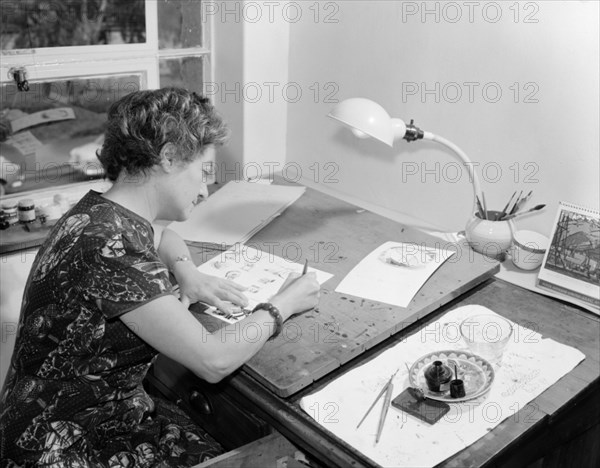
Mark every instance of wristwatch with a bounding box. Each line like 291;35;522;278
253;302;283;340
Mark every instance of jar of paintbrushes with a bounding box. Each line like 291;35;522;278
465;190;544;260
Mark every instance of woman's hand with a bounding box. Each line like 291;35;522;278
270;272;320;321
174;262;248;311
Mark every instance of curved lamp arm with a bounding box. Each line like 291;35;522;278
328;98;483;209
423;132;482;204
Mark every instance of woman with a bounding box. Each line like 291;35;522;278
0;88;320;466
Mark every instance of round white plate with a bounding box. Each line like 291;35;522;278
409;350;495;402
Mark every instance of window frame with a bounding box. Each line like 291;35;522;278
0;1;212;91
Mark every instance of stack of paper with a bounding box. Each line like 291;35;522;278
169;180;305;245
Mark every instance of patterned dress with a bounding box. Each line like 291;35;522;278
0;191;223;467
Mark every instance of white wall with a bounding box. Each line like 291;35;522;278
285;1;599;234
212;1;290;181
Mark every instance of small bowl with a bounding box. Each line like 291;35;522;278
510;230;549;270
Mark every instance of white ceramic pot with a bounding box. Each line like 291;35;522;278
465;211;514;260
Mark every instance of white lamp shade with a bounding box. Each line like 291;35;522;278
328;98;406;147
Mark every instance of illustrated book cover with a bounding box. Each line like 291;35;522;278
537;202;600;309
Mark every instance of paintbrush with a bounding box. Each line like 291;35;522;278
497;191;517;221
475;195;486;220
502;204;546;220
481;192;489;220
508;190;524;216
513;190;533;213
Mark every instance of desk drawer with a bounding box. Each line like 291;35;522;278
148;355;270;451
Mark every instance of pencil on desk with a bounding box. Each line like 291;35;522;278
376;383;394;444
356;369;399;430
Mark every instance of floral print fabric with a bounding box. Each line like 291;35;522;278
0;191;223;466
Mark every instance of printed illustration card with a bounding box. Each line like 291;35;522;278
195;244;334;323
537;202;600;310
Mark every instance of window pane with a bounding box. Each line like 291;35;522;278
159;56;204;94
0;0;146;50
0;74;141;196
158;0;203;49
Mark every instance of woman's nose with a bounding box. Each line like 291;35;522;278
197;184;209;200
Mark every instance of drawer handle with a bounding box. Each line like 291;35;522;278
189;390;212;415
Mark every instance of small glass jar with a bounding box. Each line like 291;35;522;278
1;201;19;226
18;198;36;223
54;194;71;214
39;203;62;226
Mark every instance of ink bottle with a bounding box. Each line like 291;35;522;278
450;379;466;398
424;360;452;392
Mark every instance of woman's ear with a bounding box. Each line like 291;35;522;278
159;143;177;172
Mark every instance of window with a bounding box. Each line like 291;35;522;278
0;0;211;197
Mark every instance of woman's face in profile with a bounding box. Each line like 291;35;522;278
161;146;215;222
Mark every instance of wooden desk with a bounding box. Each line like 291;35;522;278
188;182;498;398
219;279;600;467
150;184;599;466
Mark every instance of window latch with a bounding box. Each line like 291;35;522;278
9;67;29;92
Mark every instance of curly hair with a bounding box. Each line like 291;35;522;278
98;87;229;181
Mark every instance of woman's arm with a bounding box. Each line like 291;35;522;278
120;271;319;383
153;224;247;310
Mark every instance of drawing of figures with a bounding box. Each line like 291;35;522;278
264;268;294;279
257;277;276;285
225;270;242;281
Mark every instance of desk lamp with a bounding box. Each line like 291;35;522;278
327;98;483;209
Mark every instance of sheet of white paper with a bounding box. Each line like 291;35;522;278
169;181;305;244
335;241;455;308
300;305;585;467
196;244;334;316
